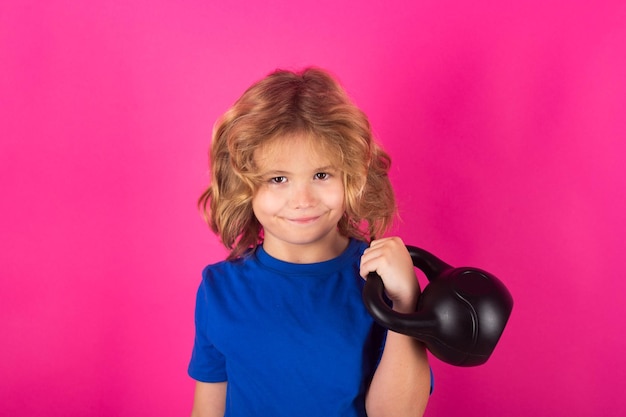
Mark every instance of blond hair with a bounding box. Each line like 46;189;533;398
199;67;396;259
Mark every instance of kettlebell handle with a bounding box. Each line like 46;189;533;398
404;245;453;282
363;245;513;367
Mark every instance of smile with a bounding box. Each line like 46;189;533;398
286;216;321;224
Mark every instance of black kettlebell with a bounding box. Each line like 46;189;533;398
362;245;513;367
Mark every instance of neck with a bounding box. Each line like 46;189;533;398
262;235;350;264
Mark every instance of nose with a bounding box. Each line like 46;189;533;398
290;182;317;209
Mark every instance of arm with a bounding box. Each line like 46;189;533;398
360;237;431;417
190;381;227;417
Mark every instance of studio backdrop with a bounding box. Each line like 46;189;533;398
1;1;625;415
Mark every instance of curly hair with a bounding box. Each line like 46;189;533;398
199;67;396;259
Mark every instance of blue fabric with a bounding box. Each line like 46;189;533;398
188;238;386;417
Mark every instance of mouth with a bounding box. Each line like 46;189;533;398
287;216;320;225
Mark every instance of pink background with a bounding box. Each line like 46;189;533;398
2;0;625;415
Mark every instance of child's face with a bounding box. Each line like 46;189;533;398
252;134;347;262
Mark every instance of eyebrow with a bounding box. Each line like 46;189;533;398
259;170;289;178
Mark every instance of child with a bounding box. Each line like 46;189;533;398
189;68;431;417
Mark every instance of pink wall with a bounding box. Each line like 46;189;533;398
2;1;625;415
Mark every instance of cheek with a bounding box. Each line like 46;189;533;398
326;183;346;210
252;188;280;216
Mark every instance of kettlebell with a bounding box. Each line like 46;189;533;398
362;245;513;366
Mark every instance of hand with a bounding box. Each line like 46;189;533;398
359;237;421;313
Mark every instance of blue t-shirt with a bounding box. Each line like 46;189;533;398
188;238;386;416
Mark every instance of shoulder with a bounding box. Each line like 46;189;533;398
345;238;369;264
351;238;369;254
194;254;259;312
200;253;256;285
201;257;243;277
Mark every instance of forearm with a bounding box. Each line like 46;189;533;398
366;297;430;417
361;237;431;416
366;329;431;417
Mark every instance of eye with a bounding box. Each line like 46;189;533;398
314;172;329;180
269;176;287;184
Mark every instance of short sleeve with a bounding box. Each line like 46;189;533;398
188;275;227;382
